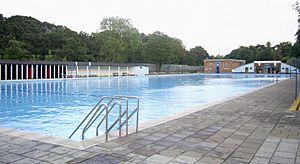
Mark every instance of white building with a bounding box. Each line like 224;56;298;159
232;61;297;74
232;63;255;73
69;62;150;77
0;60;150;80
280;62;297;74
128;66;149;76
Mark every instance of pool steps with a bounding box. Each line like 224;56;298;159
69;95;139;141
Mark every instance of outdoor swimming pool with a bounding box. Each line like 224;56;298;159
0;74;289;140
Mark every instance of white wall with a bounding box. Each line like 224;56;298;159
232;62;297;74
67;65;149;77
280;63;297;73
128;66;149;76
232;63;255;73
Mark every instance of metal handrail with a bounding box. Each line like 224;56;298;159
96;101;121;136
94;98;127;132
107;110;127;133
84;104;107;132
110;102;139;132
83;103;109;132
82;103;108;140
68;97;106;139
68;96;114;139
117;96;139;133
103;96;139;141
119;107;138;131
68;95;139;141
105;101;122;141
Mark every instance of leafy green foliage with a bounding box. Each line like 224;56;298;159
0;15;92;61
142;31;186;71
224;42;296;64
291;1;300;67
185;46;209;65
0;14;210;66
93;17;142;63
3;39;31;60
1;13;299;68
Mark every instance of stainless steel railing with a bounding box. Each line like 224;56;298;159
68;95;139;141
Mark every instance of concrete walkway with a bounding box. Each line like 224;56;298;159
1;78;300;164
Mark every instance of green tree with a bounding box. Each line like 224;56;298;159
93;30;124;62
273;42;293;61
1;14;216;65
168;38;186;64
143;32;171;71
44;50;56;61
32;54;41;60
293;2;300;59
253;44;271;61
225;42;279;63
56;37;91;61
3;39;31;60
94;17;142;63
187;46;209;65
225;46;254;63
1;14;94;61
142;31;186;71
286;57;300;68
0;14;5;59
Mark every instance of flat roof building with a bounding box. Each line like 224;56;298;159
0;60;150;81
232;61;297;74
204;59;246;73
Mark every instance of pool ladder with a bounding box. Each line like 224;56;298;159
69;96;139;141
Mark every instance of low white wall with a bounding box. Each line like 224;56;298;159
66;65;149;77
232;63;255;73
128;66;149;76
281;63;297;73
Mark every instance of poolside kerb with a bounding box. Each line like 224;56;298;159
0;77;300;163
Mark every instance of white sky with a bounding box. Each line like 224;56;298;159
1;0;299;56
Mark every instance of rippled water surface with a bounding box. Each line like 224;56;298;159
0;74;289;140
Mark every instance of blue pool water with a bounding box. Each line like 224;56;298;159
0;74;289;140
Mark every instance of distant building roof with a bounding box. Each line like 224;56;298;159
204;59;246;63
254;61;281;64
0;60;151;67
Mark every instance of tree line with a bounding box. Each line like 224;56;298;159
0;15;209;70
0;14;300;69
224;41;298;66
224;2;300;67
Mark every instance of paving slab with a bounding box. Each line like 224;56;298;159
12;158;42;164
145;154;173;163
0;154;25;163
250;156;270;164
270;156;295;164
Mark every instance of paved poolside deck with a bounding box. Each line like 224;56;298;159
1;78;300;163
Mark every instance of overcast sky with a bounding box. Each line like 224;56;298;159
1;0;299;56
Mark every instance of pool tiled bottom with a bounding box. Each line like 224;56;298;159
1;78;300;163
